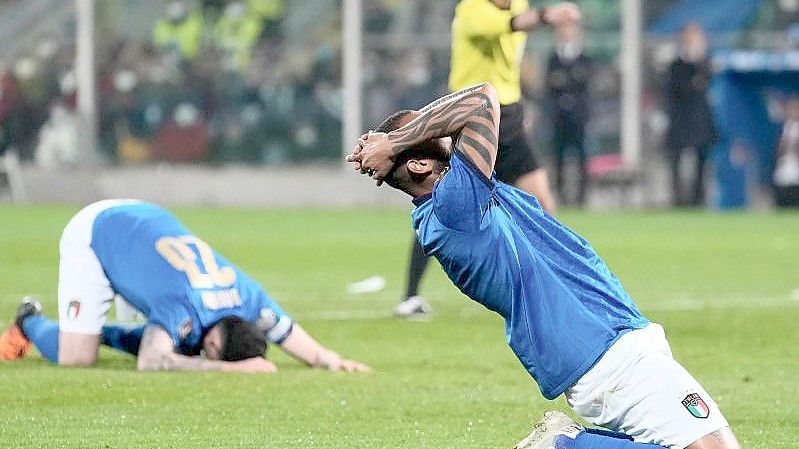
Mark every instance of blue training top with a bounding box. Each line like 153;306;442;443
90;202;293;354
411;152;649;399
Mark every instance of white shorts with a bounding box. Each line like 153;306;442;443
57;199;141;334
565;324;729;448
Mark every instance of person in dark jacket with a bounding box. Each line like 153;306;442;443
774;97;799;207
665;23;716;207
546;22;592;206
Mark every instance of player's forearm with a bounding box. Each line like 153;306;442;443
510;9;543;32
136;324;230;372
279;324;332;368
387;83;497;156
137;351;230;372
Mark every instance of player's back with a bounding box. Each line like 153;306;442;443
90;203;191;316
88;202;278;347
412;153;649;399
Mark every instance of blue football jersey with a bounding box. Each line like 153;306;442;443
411;152;649;399
89;202;293;353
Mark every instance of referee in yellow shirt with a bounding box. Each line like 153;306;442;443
395;0;581;317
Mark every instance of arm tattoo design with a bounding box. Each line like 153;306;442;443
386;85;498;168
417;83;489;114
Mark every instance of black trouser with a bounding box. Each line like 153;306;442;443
553;119;587;206
669;145;709;207
775;185;799;207
494;103;541;184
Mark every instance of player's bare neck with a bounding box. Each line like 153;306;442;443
409;185;433;199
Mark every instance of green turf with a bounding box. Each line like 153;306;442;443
0;204;797;448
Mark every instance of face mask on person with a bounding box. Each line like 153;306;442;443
225;2;246;21
114;70;139;93
166;1;188;22
173;103;200;128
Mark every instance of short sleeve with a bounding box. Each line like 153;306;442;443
432;152;494;232
251;290;294;345
456;0;514;37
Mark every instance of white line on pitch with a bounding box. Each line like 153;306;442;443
642;296;795;311
298;296;798;322
295;310;393;321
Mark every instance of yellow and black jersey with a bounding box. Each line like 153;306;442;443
449;0;529;105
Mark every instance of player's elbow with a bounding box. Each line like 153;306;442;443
136;350;170;371
478;83;500;109
136;355;154;371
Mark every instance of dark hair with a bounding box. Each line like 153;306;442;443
375;109;416;134
374;110;448;192
217;317;267;362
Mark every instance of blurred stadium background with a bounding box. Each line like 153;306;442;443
0;0;798;208
1;2;799;448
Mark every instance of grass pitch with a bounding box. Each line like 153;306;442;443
0;204;797;448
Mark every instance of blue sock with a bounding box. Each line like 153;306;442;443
556;431;667;449
100;324;145;356
21;315;60;363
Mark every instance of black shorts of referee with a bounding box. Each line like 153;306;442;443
495;102;542;184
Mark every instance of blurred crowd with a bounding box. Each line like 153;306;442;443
0;0;798;208
0;0;467;167
4;0;343;166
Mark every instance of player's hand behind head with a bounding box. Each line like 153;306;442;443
225;357;277;373
346;132;396;186
544;2;581;26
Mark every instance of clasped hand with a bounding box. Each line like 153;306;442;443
345;132;397;186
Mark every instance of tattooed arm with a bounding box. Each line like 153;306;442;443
136;325;276;373
352;83;501;181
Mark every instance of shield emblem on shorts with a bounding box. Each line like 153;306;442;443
682;393;710;419
67;300;81;320
178;319;192;341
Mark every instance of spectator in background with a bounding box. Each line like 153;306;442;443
363;1;393;34
394;50;435;111
0;70;21;156
151;102;209;163
546;21;592;206
13;56;56;160
774;97;799;207
102;68;153;164
35;72;85;168
665;22;716;207
247;0;283;19
153;0;204;62
213;1;264;73
246;0;284;38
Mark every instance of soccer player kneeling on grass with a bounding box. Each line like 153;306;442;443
0;200;368;373
346;83;739;449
